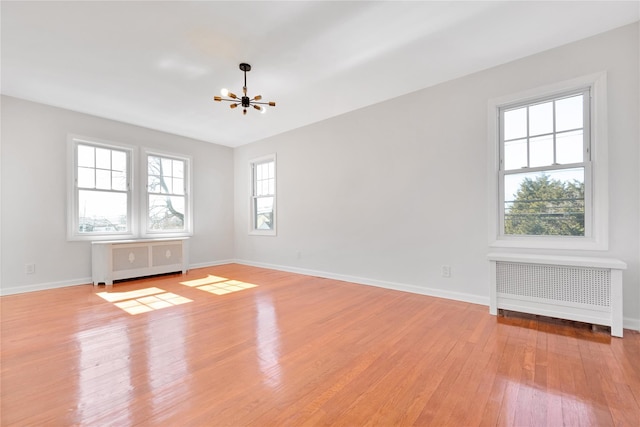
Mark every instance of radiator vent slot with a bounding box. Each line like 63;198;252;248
496;262;610;307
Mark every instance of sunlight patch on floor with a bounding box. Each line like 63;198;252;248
96;287;166;302
97;288;192;315
180;275;229;287
180;275;258;295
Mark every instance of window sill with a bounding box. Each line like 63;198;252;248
249;230;277;237
490;236;607;251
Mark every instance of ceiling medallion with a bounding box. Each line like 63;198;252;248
214;63;276;115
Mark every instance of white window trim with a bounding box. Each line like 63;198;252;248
67;134;137;241
141;148;193;238
487;72;608;250
249;154;277;236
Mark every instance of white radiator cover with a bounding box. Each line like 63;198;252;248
488;253;626;337
92;238;189;286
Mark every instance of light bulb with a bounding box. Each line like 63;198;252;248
221;88;229;96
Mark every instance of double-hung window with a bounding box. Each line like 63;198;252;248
145;152;190;234
69;136;192;240
69;138;133;240
501;89;590;237
250;155;276;235
489;73;608;250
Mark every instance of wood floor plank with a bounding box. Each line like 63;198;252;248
2;264;639;426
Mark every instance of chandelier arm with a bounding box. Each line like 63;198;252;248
215;63;275;114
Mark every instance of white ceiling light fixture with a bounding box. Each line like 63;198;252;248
214;63;276;115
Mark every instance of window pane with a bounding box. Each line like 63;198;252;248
96;169;111;190
78;167;95;188
161;158;173;176
556;130;583;164
148;156;160;174
504;138;527;170
268;161;274;178
173;178;184;195
529;101;553;136
147;175;160;193
173;160;184;178
78;190;127;233
529;135;554;168
160;176;172;194
268;179;275;195
255;197;274;230
504;168;585;236
78;145;94;167
556;95;583;132
112;151;126;172
112;171;127;191
148;195;185;230
96;148;111;169
504;107;527;140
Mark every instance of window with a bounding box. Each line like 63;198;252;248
501;89;590;237
68;136;192;240
250;155;276;235
69;137;134;240
488;73;608;250
146;153;189;234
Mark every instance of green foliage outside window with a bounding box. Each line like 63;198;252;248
505;175;585;236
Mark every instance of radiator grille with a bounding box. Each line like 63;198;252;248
496;262;610;307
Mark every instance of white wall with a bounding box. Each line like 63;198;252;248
234;23;640;328
1;96;235;294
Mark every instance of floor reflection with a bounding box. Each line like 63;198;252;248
255;294;282;388
75;322;132;425
148;315;189;422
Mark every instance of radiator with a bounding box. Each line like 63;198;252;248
487;253;626;337
92;238;189;286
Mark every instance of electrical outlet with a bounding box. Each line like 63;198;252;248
441;265;451;278
25;263;36;275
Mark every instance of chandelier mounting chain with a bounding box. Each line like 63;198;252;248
214;63;276;115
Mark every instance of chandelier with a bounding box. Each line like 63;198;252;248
214;63;276;115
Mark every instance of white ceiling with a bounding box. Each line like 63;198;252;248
2;1;638;147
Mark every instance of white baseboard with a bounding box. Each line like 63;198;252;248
0;277;92;296
3;259;639;333
189;259;236;270
0;259;235;296
232;259;490;307
233;259;640;332
624;316;640;331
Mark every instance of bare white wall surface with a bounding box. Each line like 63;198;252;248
233;23;639;328
1;96;235;294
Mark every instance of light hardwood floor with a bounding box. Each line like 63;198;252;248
2;264;639;426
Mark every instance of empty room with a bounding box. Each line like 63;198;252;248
1;1;639;426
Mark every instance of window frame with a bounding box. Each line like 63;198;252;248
249;154;277;236
142;149;193;238
67;135;136;241
487;72;608;250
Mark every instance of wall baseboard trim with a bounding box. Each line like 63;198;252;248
189;259;236;270
1;277;92;296
0;259;236;296
623;317;640;331
232;259;640;332
232;259;490;307
3;259;638;332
